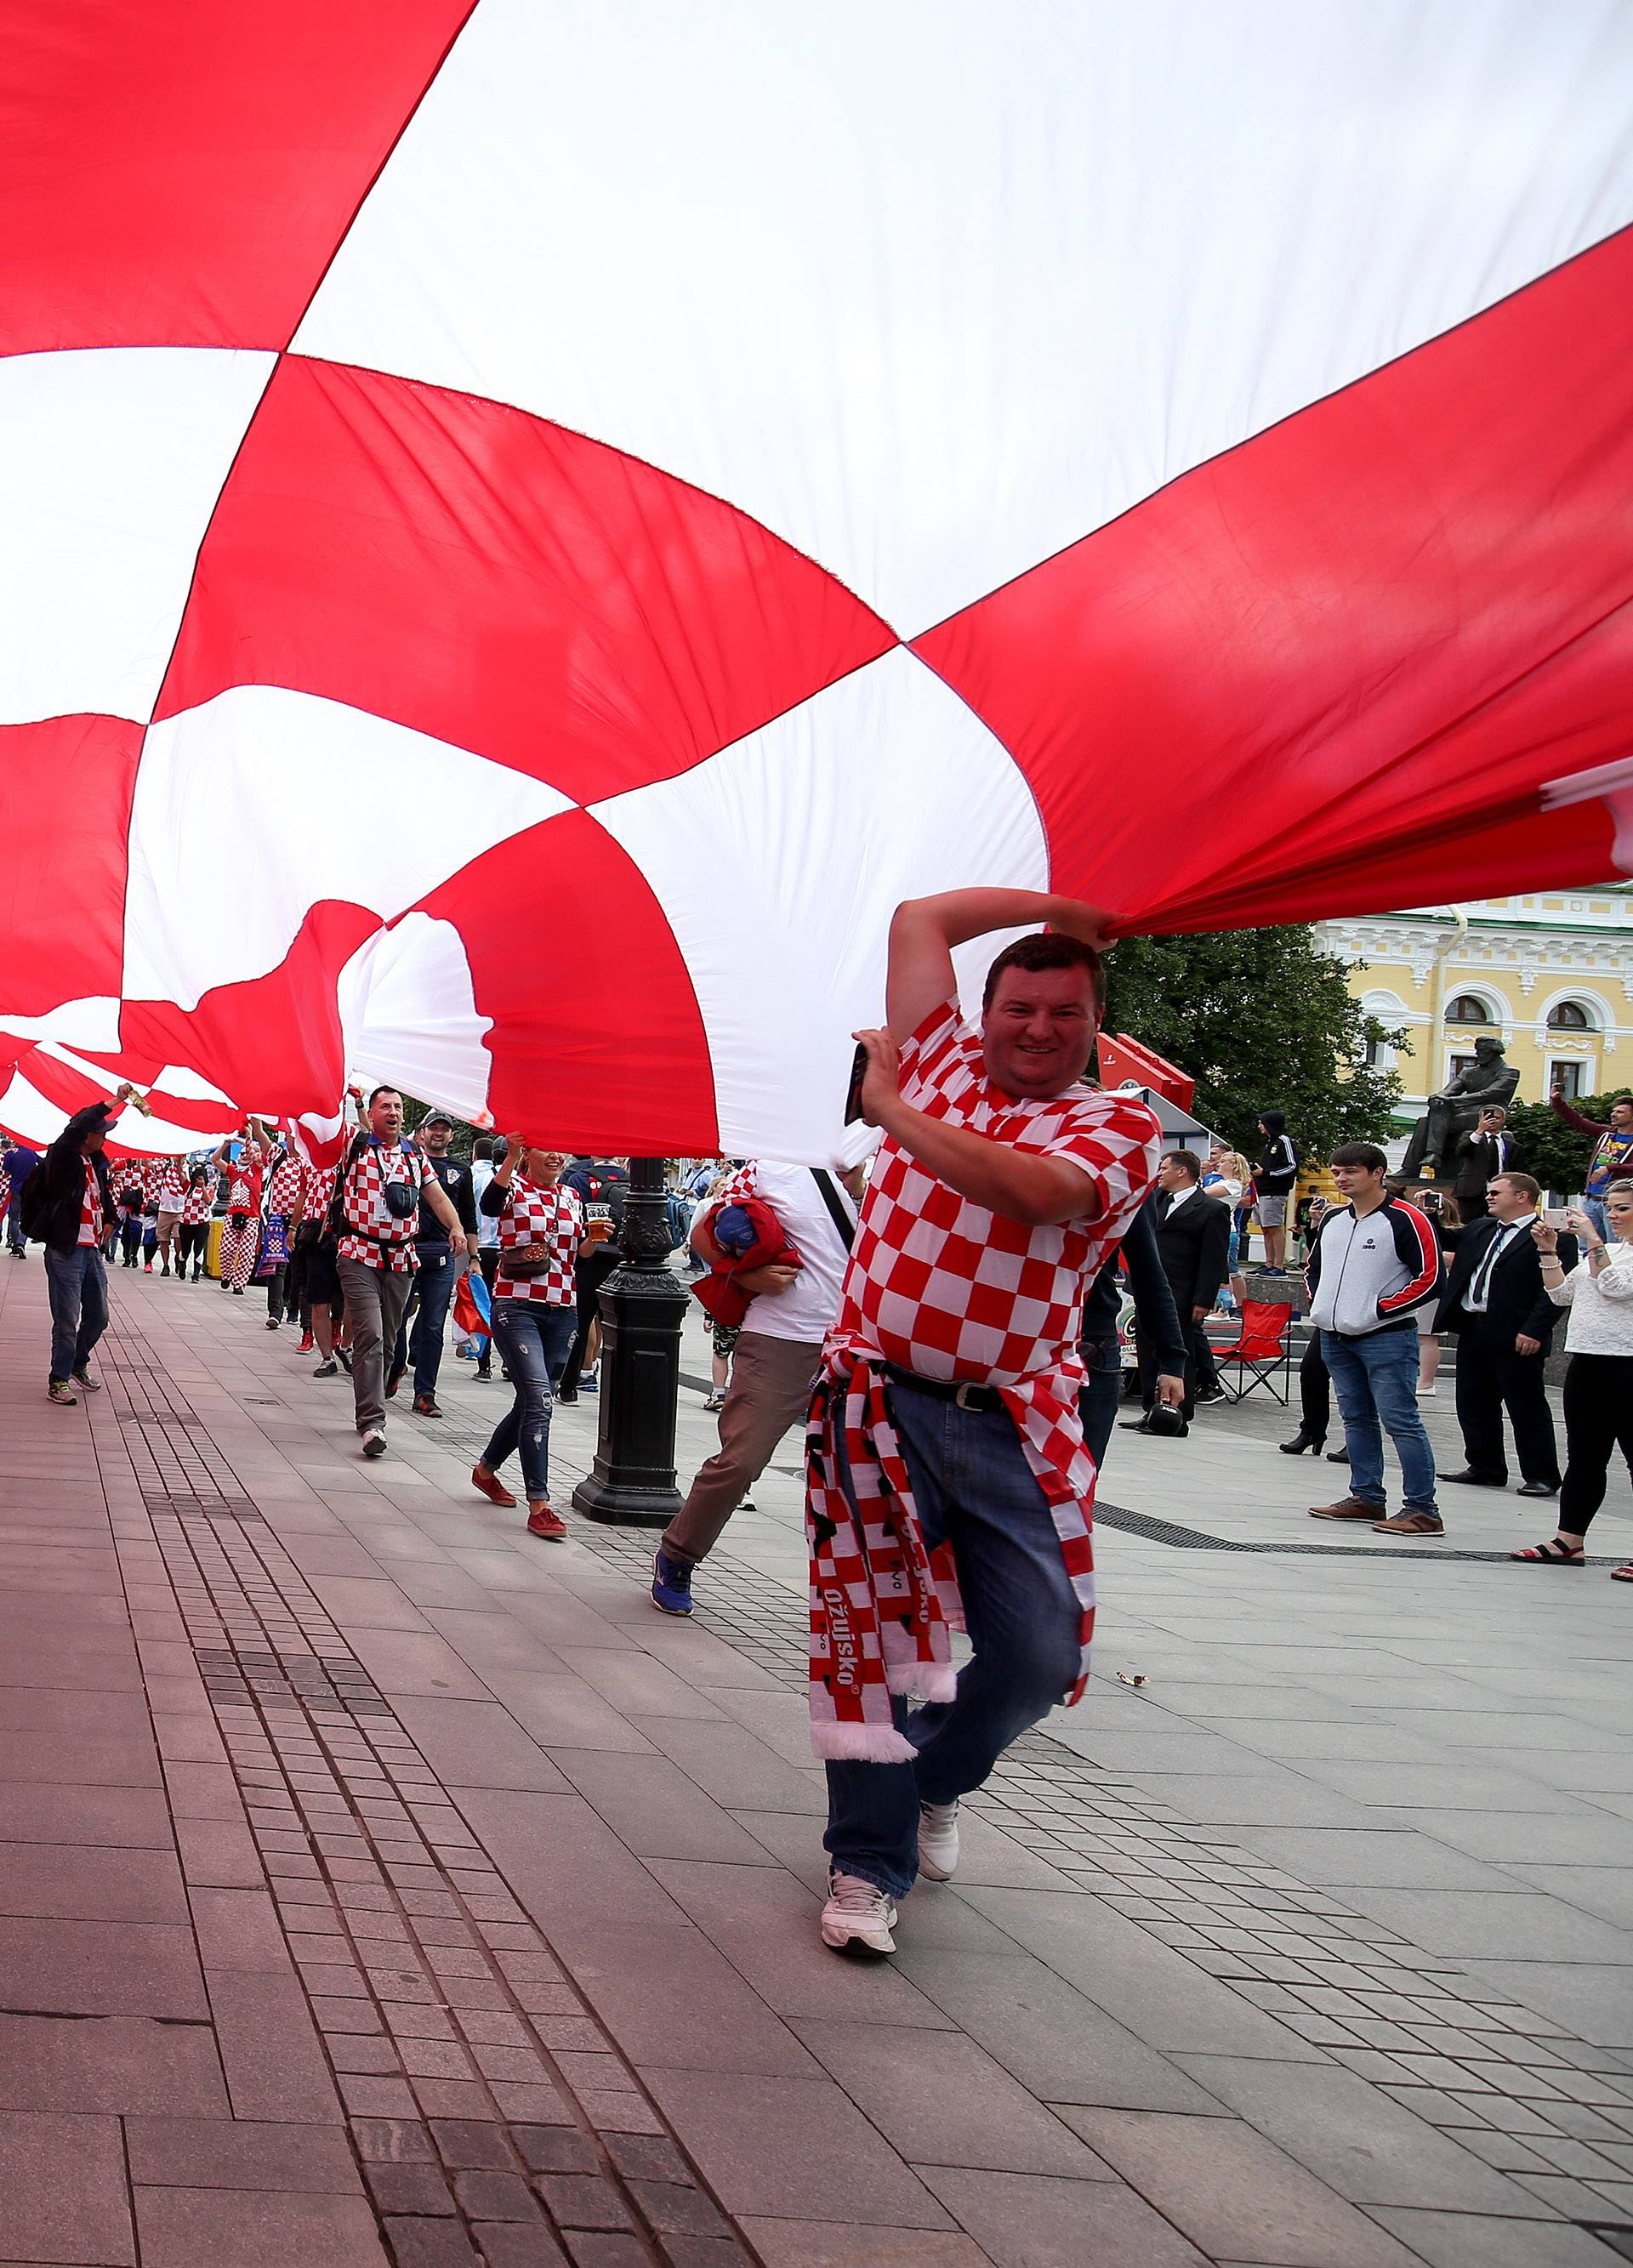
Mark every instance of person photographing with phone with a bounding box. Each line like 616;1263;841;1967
1516;1182;1633;1576
808;889;1160;1959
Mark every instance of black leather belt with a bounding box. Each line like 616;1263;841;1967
883;1363;1003;1412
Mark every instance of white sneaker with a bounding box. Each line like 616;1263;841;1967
820;1871;898;1957
361;1429;386;1459
1418;1383;1438;1398
918;1800;960;1881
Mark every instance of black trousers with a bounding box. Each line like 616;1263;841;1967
1135;1321;1194;1421
559;1248;622;1396
1298;1335;1331;1435
1559;1354;1633;1537
178;1221;209;1272
1453;1323;1561;1485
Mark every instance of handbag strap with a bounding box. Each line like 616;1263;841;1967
810;1168;856;1252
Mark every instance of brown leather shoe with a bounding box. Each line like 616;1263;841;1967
1309;1497;1385;1521
1373;1510;1444;1536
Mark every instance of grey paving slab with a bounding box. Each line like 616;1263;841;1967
0;2012;227;2117
1174;2055;1557;2213
389;1694;571;1793
1414;1810;1633;1867
959;1889;1324;2059
1060;2109;1428;2268
125;2115;365;2191
1504;1864;1633;1930
1368;2208;1627;2267
133;2186;390;2267
550;1916;826;2078
452;1785;692;1936
791;2020;1116;2178
640;2066;954;2227
915;2167;1212;2268
0;2108;134;2265
737;2220;990;2268
546;1747;776;1867
1335;1886;1633;1964
630;1716;831;1814
0;1776;174;1847
1456;1960;1633;2049
0;1914;208;2018
893;1946;1222;2112
481;1668;661;1752
1221;1826;1522;1890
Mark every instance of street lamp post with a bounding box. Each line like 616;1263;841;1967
571;1157;687;1526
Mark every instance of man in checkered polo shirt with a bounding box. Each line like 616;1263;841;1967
815;890;1160;1957
334;1086;471;1458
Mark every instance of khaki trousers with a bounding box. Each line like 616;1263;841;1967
663;1331;822;1565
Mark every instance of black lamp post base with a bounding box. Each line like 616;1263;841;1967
570;1158;688;1529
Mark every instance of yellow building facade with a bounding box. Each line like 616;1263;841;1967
1317;888;1633;1144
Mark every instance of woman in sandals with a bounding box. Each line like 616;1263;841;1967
1516;1180;1633;1577
471;1140;595;1539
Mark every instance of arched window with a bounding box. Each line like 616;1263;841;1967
1445;994;1495;1026
1546;1000;1591;1030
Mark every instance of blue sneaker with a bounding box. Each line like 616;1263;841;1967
651;1548;695;1617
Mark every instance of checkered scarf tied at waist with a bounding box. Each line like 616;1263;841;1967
805;1347;1099;1763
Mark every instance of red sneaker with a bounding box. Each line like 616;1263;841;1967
526;1503;568;1541
298;1332;314;1353
471;1463;517;1509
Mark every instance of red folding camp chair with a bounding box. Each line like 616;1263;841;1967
1212;1299;1293;1404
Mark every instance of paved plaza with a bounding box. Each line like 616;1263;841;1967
0;1256;1630;2268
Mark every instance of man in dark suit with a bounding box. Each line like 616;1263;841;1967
1437;1171;1572;1496
1124;1151;1231;1425
1450;1103;1524;1221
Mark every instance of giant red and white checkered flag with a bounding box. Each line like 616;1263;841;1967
3;3;1630;1160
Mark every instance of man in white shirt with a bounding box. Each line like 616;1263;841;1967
651;1156;865;1617
471;1136;502;1382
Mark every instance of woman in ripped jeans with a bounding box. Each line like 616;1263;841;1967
470;1140;595;1538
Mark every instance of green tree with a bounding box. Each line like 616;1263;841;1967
1505;1089;1626;1197
1101;925;1405;1159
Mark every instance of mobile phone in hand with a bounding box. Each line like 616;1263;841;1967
1541;1206;1570;1230
843;1042;869;1126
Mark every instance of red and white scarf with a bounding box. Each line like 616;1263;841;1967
805;1342;1097;1763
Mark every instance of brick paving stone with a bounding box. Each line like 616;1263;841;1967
364;2159;460;2214
134;2186;388;2267
382;2218;484;2268
537;2174;636;2231
453;2168;543;2220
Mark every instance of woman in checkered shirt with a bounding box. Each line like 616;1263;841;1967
471;1141;596;1540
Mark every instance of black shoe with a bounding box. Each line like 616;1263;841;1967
556;1389;578;1405
1118;1416;1152;1433
1280;1428;1326;1456
1516;1480;1560;1498
413;1395;443;1418
1194;1385;1226;1406
385;1370;403;1399
313;1360;339;1378
1444;1469;1506;1487
337;1350;352;1373
474;1365;492;1382
1325;1448;1350;1464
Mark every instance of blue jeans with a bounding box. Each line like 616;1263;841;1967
823;1380;1084;1901
1322;1325;1437;1512
6;1187;27;1253
483;1301;578;1501
45;1245;110;1384
407;1249;458;1399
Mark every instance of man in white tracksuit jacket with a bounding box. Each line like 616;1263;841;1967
1306;1142;1443;1536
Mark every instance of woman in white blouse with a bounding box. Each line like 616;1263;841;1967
1515;1180;1633;1577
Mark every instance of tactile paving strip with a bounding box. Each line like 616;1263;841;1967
98;1315;755;2268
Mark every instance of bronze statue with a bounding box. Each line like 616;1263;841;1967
1398;1035;1520;1181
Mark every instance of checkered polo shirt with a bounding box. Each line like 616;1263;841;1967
337;1140;431;1272
807;996;1161;1760
181;1178;213;1225
491;1174;585;1306
265;1155;304;1217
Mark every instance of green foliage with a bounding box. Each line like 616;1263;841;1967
1102;925;1406;1159
1505;1090;1625;1197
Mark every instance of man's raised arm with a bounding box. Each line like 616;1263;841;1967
885;890;1112;1044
